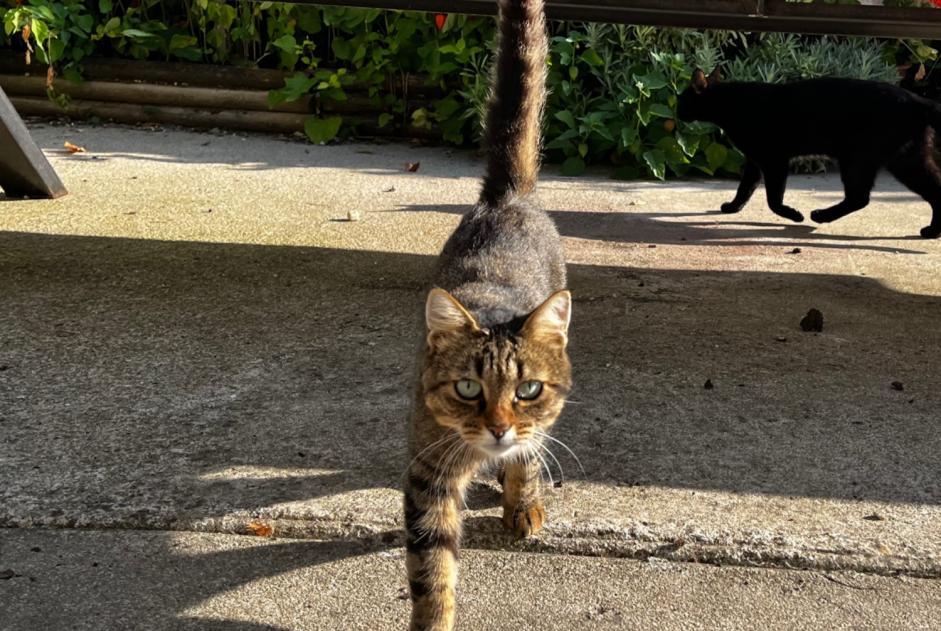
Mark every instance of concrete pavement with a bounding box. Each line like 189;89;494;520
0;121;939;628
2;528;940;630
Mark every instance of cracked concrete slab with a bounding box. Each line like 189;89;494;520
0;123;939;583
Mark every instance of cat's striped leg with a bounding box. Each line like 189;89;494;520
501;456;545;538
404;462;464;631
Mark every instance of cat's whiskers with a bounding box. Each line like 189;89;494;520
432;437;470;496
530;438;565;486
533;430;586;478
401;432;461;483
525;443;555;488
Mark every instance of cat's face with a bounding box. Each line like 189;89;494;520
421;289;572;460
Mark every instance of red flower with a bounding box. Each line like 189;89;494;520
434;13;446;31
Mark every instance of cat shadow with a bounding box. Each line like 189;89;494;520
393;203;927;254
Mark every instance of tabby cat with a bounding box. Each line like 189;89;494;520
403;1;571;629
677;69;941;238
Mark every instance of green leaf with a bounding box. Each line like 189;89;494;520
723;147;745;174
554;110;577;129
560;156;586;177
634;71;668;90
334;37;356;60
580;47;604;67
642;149;667;180
682;120;717;135
656;136;688;166
31;18;48;44
545;128;579;151
271;34;296;52
74;14;94;34
304;116;343;144
620;125;637;149
676;131;699;158
296;8;322;34
102;16;121;36
169;34;198;50
271;72;317;105
121;29;158;39
99;0;113;12
705;143;728;172
648;102;673;119
378;112;393;128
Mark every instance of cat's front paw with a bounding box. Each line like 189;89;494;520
920;224;941;239
773;206;804;223
720;202;743;214
810;208;836;224
503;503;546;539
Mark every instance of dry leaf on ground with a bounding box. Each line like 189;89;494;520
246;521;273;537
64;141;86;154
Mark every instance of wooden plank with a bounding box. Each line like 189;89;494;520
0;86;66;199
296;0;941;39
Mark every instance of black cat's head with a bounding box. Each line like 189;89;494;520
677;67;722;122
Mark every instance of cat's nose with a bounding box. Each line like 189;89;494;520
489;425;509;440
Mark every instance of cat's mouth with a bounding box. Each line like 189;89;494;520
472;426;523;458
478;441;520;458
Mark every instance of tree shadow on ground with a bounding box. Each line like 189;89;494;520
2;230;939;627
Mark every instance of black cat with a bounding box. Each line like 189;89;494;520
677;69;941;238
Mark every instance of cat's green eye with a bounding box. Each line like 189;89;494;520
455;379;483;400
516;380;543;401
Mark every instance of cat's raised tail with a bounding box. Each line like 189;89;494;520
479;0;548;207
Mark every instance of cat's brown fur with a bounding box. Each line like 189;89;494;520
403;1;570;629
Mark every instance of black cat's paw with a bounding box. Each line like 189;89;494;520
720;202;743;214
773;206;804;223
920;224;941;239
810;209;836;224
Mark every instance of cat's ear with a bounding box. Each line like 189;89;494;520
708;67;722;84
522;290;572;348
425;288;480;343
692;68;708;94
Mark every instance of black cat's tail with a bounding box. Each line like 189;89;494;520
479;0;547;207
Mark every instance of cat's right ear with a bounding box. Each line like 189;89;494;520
692;68;708;94
425;288;480;344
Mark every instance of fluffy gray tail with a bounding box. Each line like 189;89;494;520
479;0;547;207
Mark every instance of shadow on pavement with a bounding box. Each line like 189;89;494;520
395;204;929;254
2;230;939;626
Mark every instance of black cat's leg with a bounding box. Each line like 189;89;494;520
887;132;941;238
810;159;877;224
762;161;804;223
721;159;762;213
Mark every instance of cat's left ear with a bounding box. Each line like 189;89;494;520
708;67;722;84
522;290;572;348
425;288;480;344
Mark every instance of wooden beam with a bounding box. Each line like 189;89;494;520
0;86;66;199
296;0;941;39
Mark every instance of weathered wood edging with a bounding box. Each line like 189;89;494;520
0;54;441;139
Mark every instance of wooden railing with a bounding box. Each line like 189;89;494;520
301;0;941;39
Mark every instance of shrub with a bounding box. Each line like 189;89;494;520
0;1;927;178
